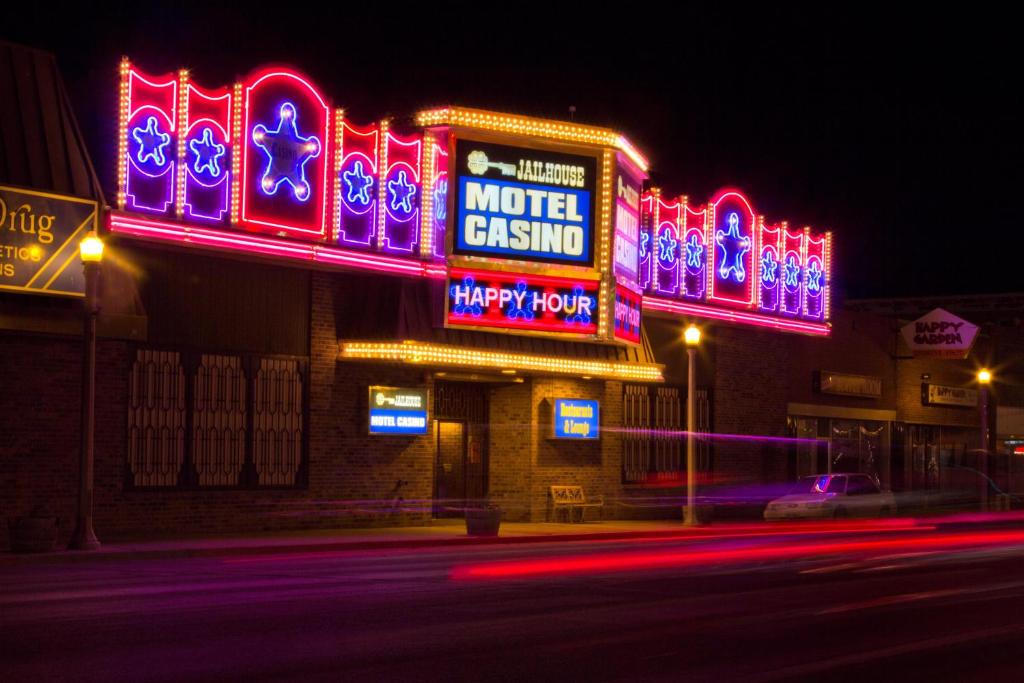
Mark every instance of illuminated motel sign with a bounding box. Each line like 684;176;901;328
110;56;833;346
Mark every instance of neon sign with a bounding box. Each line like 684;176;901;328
613;285;642;345
239;68;329;239
119;63;177;214
115;58;832;337
653;197;681;296
336;120;379;248
447;267;599;337
252;101;322;201
682;204;707;300
612;156;643;287
379;129;421;254
452;140;596;266
708;189;755;307
180;77;231;223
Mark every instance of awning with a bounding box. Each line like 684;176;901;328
334;273;662;382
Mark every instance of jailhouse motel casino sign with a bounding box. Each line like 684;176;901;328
109;56;833;348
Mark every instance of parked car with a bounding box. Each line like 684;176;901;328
764;473;896;521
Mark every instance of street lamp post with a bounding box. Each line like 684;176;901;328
977;369;992;511
69;232;104;550
684;324;701;526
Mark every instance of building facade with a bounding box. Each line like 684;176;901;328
3;48;1013;547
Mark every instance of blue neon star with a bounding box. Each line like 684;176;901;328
684;233;703;270
783;254;801;290
565;286;592;325
342;160;374;206
387;170;417;214
434;178;448;221
715;212;751;282
132;116;171;166
640;230;651;258
252;101;321;202
188;127;225;177
450;276;482;316
506;281;535;321
806;260;823;293
760;250;779;284
657;228;678;263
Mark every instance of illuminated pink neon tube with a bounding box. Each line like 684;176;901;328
108;212;447;279
643;295;831;336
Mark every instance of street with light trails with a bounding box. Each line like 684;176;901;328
5;516;1024;682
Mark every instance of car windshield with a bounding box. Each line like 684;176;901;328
788;475;845;495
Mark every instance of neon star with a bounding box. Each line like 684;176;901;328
188;127;225;177
760;250;778;284
506;281;534;321
783;254;801;290
715;212;751;282
252;101;321;202
434;178;448;221
806;260;823;293
132;116;171;166
387;170;417;214
640;231;651;258
565;286;592;325
450;276;482;316
342;160;374;206
684;234;703;270
657;228;678;263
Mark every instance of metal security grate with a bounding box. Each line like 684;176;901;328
254;358;304;487
622;384;651;484
193;354;247;487
623;385;708;485
126;348;306;489
127;350;186;487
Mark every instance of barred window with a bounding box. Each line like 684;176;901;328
128;350;186;487
126;348;307;489
623;384;710;485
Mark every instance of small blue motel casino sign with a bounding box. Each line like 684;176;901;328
368;386;429;435
552;399;600;440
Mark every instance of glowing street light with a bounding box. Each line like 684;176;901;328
69;232;104;550
684;324;701;347
977;368;994;510
684;324;701;526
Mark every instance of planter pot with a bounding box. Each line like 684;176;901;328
465;507;501;537
8;516;58;553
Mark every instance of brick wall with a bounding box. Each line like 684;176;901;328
711;326;790;483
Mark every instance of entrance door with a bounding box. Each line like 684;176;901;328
433;381;489;517
434;420;465;518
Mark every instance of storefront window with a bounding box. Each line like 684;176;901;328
789;416;891;489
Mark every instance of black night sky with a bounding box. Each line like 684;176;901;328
7;3;1021;301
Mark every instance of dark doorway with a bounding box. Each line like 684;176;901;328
433;381;489;517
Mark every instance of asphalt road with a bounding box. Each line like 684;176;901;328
4;521;1024;682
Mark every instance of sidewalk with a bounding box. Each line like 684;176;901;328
1;519;703;566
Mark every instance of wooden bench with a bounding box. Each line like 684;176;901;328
550;485;604;523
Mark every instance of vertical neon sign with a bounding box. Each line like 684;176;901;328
638;192;654;291
803;229;826;320
121;64;177;214
682;201;707;299
239;68;330;240
179;79;231;223
708;188;755;307
337;120;379;248
780;227;804;316
654;195;681;296
758;221;782;312
377;130;422;254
